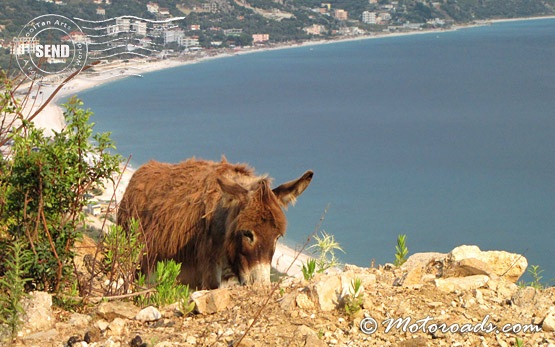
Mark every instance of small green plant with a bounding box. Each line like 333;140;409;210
136;260;195;315
308;230;344;273
54;278;82;311
394;234;409;267
103;219;144;296
301;259;317;281
515;337;524;347
523;265;545;290
0;240;33;339
344;277;364;316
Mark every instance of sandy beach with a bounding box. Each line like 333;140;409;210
17;14;555;278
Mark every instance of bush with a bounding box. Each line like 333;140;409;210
0;76;122;293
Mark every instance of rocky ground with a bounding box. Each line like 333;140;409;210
4;245;555;347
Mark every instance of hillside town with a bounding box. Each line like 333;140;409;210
3;0;553;68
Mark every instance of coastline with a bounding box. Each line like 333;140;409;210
28;14;555;135
21;14;555;278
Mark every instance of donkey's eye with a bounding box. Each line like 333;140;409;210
242;230;255;244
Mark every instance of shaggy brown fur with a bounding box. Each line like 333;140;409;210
117;157;313;289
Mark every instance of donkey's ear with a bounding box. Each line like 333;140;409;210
217;176;248;198
273;170;314;207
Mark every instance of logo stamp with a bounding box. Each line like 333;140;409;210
15;14;88;84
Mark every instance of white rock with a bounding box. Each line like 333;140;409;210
95;319;110;331
542;310;555;332
313;274;341;311
448;245;527;283
69;313;92;328
191;289;231;314
296;293;315;310
135;306;162;322
20;291;53;334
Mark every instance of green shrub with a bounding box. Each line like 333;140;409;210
344;277;364;316
103;219;144;296
0;76;121;293
394;234;409;267
136;260;195;315
301;258;317;281
0;240;33;339
310;231;344;272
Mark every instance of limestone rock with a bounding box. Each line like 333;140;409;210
542;310;555;332
313;274;341;311
135;306;162;322
402;252;446;271
20;291;54;334
511;287;538;307
296;293;315;310
69;313;92;328
107;317;127;337
97;300;140;320
295;325;326;347
402;265;426;287
448;245;527;283
96;319;110;331
304;333;327;347
434;275;490;293
191;289;231;314
445;258;496;278
487;278;519;299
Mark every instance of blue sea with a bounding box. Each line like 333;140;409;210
76;18;555;283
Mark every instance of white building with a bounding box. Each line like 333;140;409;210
362;11;377;24
132;21;147;36
10;37;39;55
147;2;159;13
178;36;200;48
164;28;185;44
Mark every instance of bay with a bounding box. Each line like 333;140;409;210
77;18;555;283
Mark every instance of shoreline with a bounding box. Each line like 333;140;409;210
21;14;555;278
28;14;555;135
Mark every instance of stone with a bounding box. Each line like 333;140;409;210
135;306;162;322
402;264;426;287
488;279;519;299
69;313;92;328
434;275;490;293
402;252;446;271
154;342;176;347
542;310;555;332
191;289;231;314
295;324;326;346
448;245;527;283
304;334;328;347
445;258;496;278
511;287;538;307
20;329;58;341
95;319;110;331
186;335;197;344
104;337;121;347
279;292;297;311
107;317;127;337
20;291;54;334
313;274;341;311
97;300;140;320
296;293;315;310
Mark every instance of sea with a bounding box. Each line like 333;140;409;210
75;18;555;283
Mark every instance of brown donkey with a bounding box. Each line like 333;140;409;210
117;157;313;289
